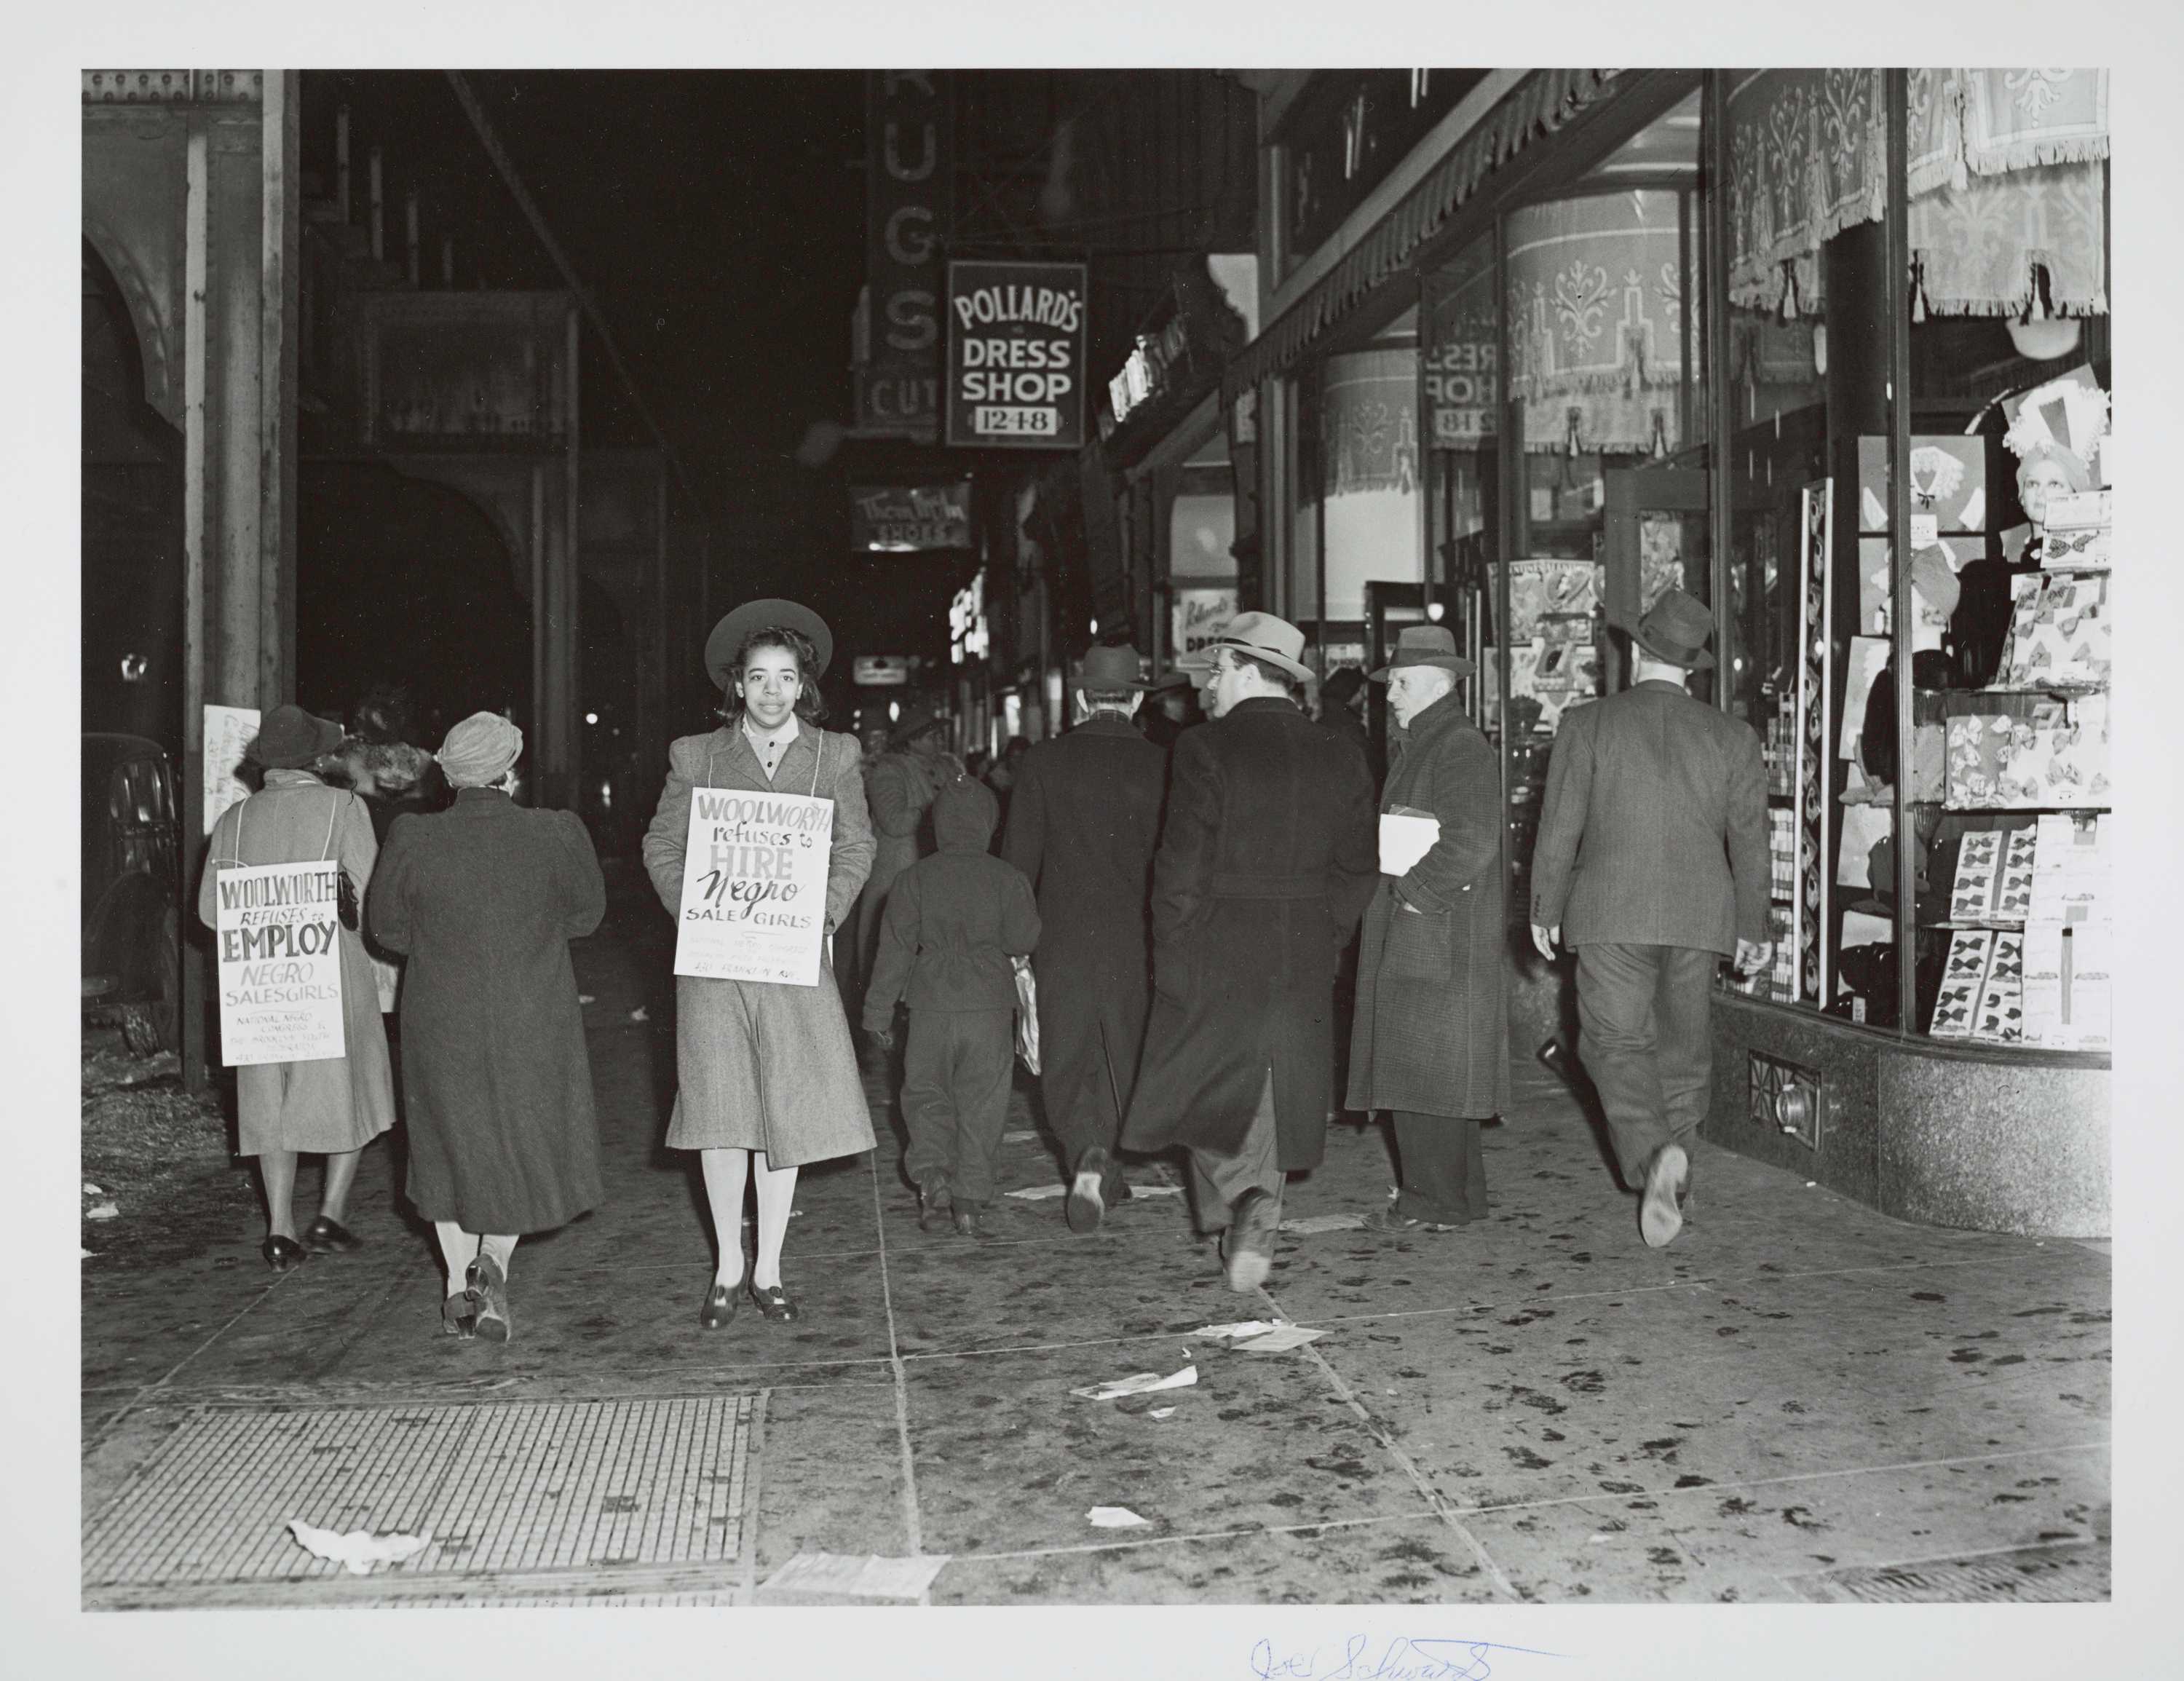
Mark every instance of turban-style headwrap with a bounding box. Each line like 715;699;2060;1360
438;711;523;788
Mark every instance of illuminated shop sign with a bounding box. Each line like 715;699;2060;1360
945;260;1088;449
850;482;973;552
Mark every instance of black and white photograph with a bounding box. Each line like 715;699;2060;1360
14;4;2183;1676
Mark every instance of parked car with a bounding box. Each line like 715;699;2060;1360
82;733;181;1053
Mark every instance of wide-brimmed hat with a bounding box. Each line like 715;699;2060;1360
250;704;346;770
888;700;948;746
1611;587;1717;671
1369;625;1475;681
1174;612;1315;683
705;598;834;691
1075;644;1147;690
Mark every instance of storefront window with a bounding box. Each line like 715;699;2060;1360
1716;69;2110;1051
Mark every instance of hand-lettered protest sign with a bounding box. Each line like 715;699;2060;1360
214;861;347;1064
203;704;261;836
674;787;834;986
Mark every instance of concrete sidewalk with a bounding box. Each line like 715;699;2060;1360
81;893;2111;1607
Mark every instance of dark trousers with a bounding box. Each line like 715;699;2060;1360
1187;1068;1283;1235
1574;942;1717;1188
901;1009;1016;1206
1392;1112;1488;1225
1040;1015;1132;1198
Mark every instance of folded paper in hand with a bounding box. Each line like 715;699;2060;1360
1380;811;1439;876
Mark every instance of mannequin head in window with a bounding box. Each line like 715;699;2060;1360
2014;443;2090;534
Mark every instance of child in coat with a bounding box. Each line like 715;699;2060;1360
862;775;1040;1238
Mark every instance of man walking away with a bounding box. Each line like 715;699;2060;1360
1123;614;1378;1292
1002;644;1170;1234
1529;588;1772;1249
1348;626;1508;1233
863;776;1042;1240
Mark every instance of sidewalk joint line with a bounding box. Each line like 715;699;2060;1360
88;1270;295;1450
1257;1281;1519;1602
867;1152;928;1581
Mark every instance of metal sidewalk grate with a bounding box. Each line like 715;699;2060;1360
84;1394;757;1607
1787;1543;2108;1603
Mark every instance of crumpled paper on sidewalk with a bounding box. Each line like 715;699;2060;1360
1070;1364;1197;1401
1190;1320;1329;1354
1087;1506;1150;1528
286;1519;432;1575
1004;1183;1068;1200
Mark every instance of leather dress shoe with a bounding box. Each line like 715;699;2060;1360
1223;1189;1279;1292
746;1280;799;1322
301;1215;361;1254
917;1182;952;1234
1640;1143;1689;1249
441;1291;478;1338
953;1202;992;1241
261;1234;308;1273
1066;1148;1112;1234
699;1282;738;1329
466;1254;512;1342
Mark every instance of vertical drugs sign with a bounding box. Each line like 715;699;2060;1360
215;861;347;1064
673;787;834;986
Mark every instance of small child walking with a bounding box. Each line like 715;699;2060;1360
862;775;1041;1238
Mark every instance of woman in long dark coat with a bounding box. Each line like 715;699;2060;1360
1347;628;1510;1232
641;601;876;1329
366;712;606;1341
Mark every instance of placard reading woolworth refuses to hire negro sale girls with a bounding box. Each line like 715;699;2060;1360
673;786;834;986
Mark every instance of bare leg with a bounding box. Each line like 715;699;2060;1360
751;1152;799;1290
319;1147;363;1224
700;1147;752;1289
261;1150;298;1240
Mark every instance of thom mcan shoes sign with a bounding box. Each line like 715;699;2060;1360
945;260;1088;449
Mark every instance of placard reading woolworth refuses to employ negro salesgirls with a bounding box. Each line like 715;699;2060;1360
214;859;347;1064
673;786;834;986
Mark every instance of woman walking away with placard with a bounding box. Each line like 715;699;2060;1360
366;713;606;1342
642;601;877;1329
197;705;395;1272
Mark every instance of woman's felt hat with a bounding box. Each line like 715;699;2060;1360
705;598;834;691
250;704;345;770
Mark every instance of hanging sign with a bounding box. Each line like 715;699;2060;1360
673;787;834;986
852;656;912;687
850;483;972;551
945;259;1088;449
858;71;953;438
214;861;347;1065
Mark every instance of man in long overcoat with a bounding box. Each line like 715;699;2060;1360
1347;626;1509;1233
1002;644;1170;1232
1123;614;1378;1292
1530;588;1773;1249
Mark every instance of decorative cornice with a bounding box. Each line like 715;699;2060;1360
83;70;264;106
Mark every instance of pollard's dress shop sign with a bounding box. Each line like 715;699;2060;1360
215;861;347;1064
673;788;834;986
945;260;1088;449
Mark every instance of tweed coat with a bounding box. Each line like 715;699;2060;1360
1530;679;1771;956
367;789;606;1232
1123;698;1379;1170
641;723;877;1166
197;771;395;1157
1345;692;1510;1120
1000;715;1169;1133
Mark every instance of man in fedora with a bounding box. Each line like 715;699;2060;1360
1123;614;1378;1291
1002;644;1171;1231
1530;588;1772;1248
1346;626;1508;1233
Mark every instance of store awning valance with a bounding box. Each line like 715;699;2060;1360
1221;68;1625;408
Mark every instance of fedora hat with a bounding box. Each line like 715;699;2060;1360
1611;586;1716;671
705;598;834;691
250;704;346;770
1075;644;1148;690
888;700;948;746
1369;624;1475;681
1174;612;1315;683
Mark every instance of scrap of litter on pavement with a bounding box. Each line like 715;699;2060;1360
1190;1320;1331;1353
1071;1364;1198;1401
285;1521;432;1575
760;1552;951;1599
1279;1212;1368;1234
1087;1507;1150;1528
